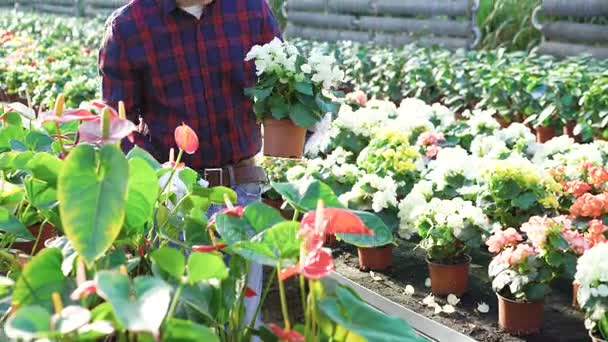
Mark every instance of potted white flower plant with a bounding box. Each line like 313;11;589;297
245;38;343;158
575;243;608;342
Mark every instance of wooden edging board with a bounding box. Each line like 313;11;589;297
327;271;478;342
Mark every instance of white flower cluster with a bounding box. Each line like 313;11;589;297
331;104;393;138
245;37;297;75
286;147;362;186
245;38;343;89
425;147;480;192
533;136;604;173
422;197;491;239
575;243;608;331
340;174;399;212
463;108;500;136
393;98;452;135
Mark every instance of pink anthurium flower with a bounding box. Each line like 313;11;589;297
269;323;305;342
39;108;99;124
78;107;137;145
174;123;199;154
162;148;186;169
70;280;97;301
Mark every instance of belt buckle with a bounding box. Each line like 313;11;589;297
204;168;224;187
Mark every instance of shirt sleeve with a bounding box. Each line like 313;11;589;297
98;20;142;120
260;0;282;41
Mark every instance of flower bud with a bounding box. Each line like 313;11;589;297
101;107;111;139
54;93;65;117
118;101;126;120
174;123;199;154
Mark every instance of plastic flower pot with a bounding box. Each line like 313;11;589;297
497;294;544;336
573;281;580;310
357;244;393;271
12;224;56;255
426;255;471;296
263;119;306;158
590;330;608;342
536;125;555;143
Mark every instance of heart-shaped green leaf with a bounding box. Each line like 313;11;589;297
336;210;394;247
58;145;129;265
95;271;171;336
243;201;286;232
163;318;219;342
4;305;52;341
25;152;62;186
150;247;185;281
0;207;34;240
12;248;67;311
271;180;345;212
233;221;300;266
125;158;159;233
188;252;229;284
126;146;161;170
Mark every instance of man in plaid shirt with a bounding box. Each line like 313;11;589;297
99;0;281;334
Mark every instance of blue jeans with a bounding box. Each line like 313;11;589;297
207;183;264;335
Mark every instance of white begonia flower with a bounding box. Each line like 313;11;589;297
477;302;490;313
300;64;312;74
245;44;262;61
447;294;460;306
442;304;456;314
286;165;307;182
305;113;333;157
597;284;608;297
404;285;415;296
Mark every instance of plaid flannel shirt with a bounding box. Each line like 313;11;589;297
99;0;281;168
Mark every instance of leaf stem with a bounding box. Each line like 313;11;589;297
156;149;184;203
247;268;276;331
292;209;300;221
277;261;291;331
30;219;48;257
166;283;184;320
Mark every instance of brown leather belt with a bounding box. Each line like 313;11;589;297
201;158;267;187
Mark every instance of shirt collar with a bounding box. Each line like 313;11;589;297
162;0;178;15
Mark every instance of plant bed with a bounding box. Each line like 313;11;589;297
331;239;587;342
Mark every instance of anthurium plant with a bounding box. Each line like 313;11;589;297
0;97;422;342
244;38;342;129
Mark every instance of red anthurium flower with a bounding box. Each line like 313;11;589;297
269;324;304;342
279;248;334;281
244;287;257;298
70;280;97;301
192;244;227;253
78;109;137;145
279;263;300;281
208;206;245;227
175;123;199;154
300;208;373;236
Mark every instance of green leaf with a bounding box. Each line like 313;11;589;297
336;210;394;247
269;96;290;120
125;158;159;232
290;103;317;129
318;286;422;342
126;146;162;170
4;305;51;341
295;81;314;96
214;214;253;245
243;201;286;232
95;271;171;335
163;318;219;342
272;180;345;212
23;177;57;209
511;192;537;210
188;252;229;284
58;144;129;265
525;283;550;301
25;152;62;186
545;250;563;267
150;247;186;281
24;132;53;152
12;248;67;311
234;221;300;266
0;207;34;239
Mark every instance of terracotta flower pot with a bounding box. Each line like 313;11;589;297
357;245;393;271
590;331;608;342
12;224;56;255
497;294;544;335
263;119;306;158
427;255;471;296
573;281;580;309
536;125;555;143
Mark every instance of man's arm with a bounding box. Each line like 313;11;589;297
98;20;142;120
260;0;282;41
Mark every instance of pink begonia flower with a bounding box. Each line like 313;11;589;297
565;180;592;198
562;229;586;255
425;145;441;158
486;228;523;254
346;90;368;107
570;193;608;218
417;131;445;146
520;216;550;250
498;244;536;266
586;220;608;248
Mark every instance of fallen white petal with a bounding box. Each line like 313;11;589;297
433;303;443;314
425;278;431;288
447;294;460;306
442;304;456;314
370;271;383;282
404;285;415;296
477;302;490;313
422;294;436;307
